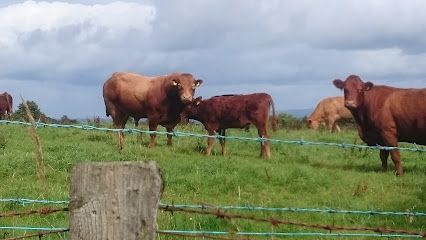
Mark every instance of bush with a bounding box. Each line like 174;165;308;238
11;100;42;121
59;115;78;125
277;113;306;130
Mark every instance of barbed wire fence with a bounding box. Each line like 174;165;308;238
1;120;425;152
0;120;425;239
1;198;425;239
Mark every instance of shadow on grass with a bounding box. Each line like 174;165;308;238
310;158;425;175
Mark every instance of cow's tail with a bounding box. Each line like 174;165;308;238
270;97;278;132
6;93;12;115
104;98;111;117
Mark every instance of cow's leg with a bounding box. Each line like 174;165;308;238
166;127;173;146
381;132;403;176
206;129;215;156
389;149;402;176
109;108;129;151
256;125;270;158
326;119;334;132
379;150;389;172
332;122;341;133
148;119;159;148
219;129;226;155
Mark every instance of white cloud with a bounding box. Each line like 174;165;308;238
0;1;155;47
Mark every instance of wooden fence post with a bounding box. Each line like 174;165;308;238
70;161;163;240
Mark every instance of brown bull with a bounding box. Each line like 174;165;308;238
333;75;426;176
0;92;13;119
103;72;203;149
307;96;353;132
182;93;277;158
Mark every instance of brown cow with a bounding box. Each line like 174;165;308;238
333;75;426;176
103;72;203;149
0;92;13;119
181;93;277;158
307;96;352;132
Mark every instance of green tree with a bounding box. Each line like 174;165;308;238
11;100;42;121
59;115;77;125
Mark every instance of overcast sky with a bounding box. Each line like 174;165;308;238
1;0;426;118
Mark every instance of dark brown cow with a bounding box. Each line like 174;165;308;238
333;75;426;176
0;92;13;119
103;72;203;149
182;93;277;158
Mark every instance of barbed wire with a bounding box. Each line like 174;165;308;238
2;229;69;240
159;204;426;238
158;203;426;217
2;198;426;217
0;198;69;205
158;230;424;239
0;227;68;231
0;120;425;152
157;230;250;240
0;207;68;218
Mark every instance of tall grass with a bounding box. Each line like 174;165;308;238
0;122;425;239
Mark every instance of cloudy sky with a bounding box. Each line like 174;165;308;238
1;0;426;118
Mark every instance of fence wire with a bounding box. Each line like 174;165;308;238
0;120;425;152
1;198;425;217
157;230;423;239
159;204;426;237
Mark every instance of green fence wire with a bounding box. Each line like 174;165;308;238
1;198;425;217
0;228;422;238
0;120;425;152
158;230;425;238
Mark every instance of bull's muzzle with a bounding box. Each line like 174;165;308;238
344;100;357;109
180;95;193;104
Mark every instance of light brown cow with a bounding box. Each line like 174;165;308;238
307;96;352;132
333;75;426;176
0;92;13;119
103;72;202;149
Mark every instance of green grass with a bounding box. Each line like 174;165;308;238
0;123;425;239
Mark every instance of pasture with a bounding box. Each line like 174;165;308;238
0;122;425;239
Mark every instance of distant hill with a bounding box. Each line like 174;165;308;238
281;108;312;119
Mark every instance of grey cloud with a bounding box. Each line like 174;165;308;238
1;0;426;118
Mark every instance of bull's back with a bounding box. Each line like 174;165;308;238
332;97;352;118
387;89;426;144
103;72;154;117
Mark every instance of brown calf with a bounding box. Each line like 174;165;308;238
182;93;277;158
307;96;353;132
333;75;426;176
103;72;203;149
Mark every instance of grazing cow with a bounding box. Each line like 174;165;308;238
333;75;426;176
182;93;277;158
0;92;13;119
307;96;353;132
103;72;203;149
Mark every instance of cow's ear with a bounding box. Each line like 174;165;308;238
172;79;180;86
194;96;202;105
194;79;203;87
307;119;312;124
333;79;344;90
364;82;373;91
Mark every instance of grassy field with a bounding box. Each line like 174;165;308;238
0;122;425;239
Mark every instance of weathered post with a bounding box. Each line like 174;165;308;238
70;161;163;240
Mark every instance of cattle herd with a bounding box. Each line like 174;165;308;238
1;73;425;176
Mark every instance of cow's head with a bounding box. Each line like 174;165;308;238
307;118;320;130
181;96;202;121
170;73;203;104
333;75;373;109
